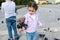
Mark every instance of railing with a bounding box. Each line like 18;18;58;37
0;5;26;10
0;7;1;9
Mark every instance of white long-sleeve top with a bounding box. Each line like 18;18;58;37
24;13;42;33
1;1;16;18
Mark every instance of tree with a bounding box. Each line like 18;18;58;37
14;0;34;5
0;0;34;6
0;0;5;6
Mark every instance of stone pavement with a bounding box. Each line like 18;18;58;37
0;5;60;40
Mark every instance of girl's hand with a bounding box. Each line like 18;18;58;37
18;28;23;32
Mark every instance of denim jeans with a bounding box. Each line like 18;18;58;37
26;32;37;40
6;16;18;39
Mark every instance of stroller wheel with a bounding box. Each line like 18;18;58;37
39;34;45;38
44;37;48;40
54;38;60;40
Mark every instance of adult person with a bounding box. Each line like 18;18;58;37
1;0;19;40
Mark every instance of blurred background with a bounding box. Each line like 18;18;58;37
0;0;60;6
0;0;60;40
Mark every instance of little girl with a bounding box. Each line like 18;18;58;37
18;1;42;40
24;2;42;40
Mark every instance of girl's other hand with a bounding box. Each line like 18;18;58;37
18;28;23;32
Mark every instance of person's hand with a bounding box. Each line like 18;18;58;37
18;28;23;32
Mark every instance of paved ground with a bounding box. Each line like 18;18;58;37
0;5;60;40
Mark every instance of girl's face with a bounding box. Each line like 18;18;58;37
28;7;36;15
